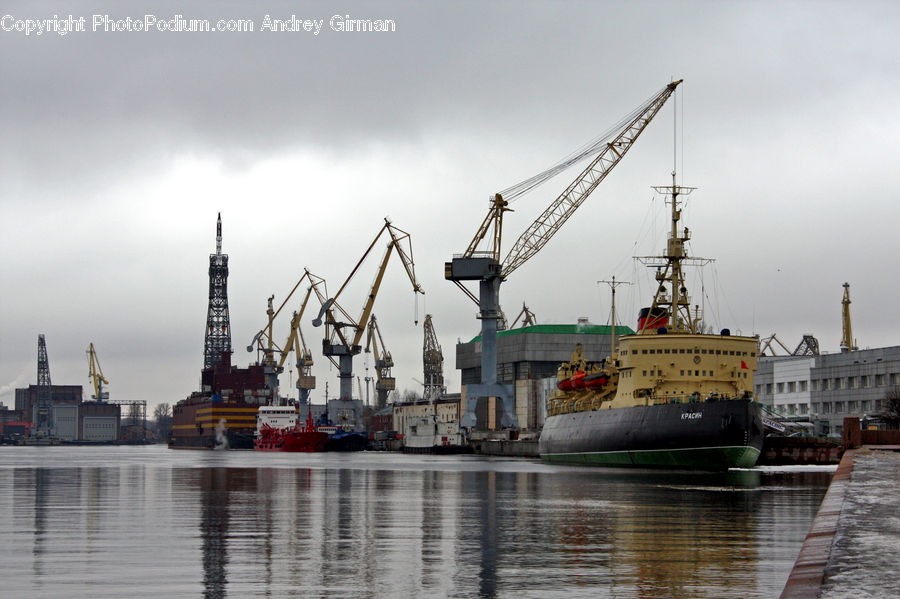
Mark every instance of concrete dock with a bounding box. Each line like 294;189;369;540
781;418;900;598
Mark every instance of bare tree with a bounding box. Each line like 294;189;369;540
879;386;900;427
400;388;421;404
153;403;173;442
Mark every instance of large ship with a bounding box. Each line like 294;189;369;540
254;404;328;452
169;351;271;449
539;175;764;469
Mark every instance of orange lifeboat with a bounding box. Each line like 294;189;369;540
569;371;587;390
584;373;609;390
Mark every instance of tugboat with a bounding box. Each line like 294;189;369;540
254;404;328;452
539;173;765;470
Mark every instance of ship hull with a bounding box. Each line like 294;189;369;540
254;428;329;452
169;397;258;450
539;399;764;470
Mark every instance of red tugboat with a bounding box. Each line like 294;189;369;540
253;405;328;452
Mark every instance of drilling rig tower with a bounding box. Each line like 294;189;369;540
204;213;232;370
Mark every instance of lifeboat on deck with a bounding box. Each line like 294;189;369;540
583;373;609;390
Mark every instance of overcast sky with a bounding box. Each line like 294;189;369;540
2;0;898;413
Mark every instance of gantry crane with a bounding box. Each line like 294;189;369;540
87;342;109;401
365;314;395;409
312;218;423;403
422;314;445;402
247;269;327;406
445;80;681;428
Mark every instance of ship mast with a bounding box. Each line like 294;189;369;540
637;172;710;333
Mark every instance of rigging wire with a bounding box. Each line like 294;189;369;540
494;85;670;204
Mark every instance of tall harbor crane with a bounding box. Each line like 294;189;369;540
422;314;445;402
312;218;423;403
445;79;681;428
87;343;109;401
840;282;858;353
365;314;395;409
247;269;327;405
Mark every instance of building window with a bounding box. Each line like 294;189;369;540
860;376;869;388
835;402;845;413
847;377;856;389
680;370;685;376
799;381;808;392
834;378;843;390
861;400;871;412
848;400;859;412
823;403;832;414
766;383;772;394
776;382;785;394
800;404;808;415
875;374;885;386
787;381;796;393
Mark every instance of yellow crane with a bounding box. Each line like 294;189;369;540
86;342;109;401
445;79;681;428
840;282;858;352
247;269;327;405
312;218;423;403
365;314;395;409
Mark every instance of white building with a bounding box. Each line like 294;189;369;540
754;346;900;436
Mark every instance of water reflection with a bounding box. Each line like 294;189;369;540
0;448;831;599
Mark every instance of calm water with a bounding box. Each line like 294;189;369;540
0;446;832;598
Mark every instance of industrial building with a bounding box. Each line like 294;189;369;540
754;346;900;436
15;384;122;442
456;320;633;433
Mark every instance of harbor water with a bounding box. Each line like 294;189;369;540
0;446;832;598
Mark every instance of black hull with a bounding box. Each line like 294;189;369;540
324;432;367;452
539;399;764;470
168;430;254;450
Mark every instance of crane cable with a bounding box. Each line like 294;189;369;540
495;85;669;203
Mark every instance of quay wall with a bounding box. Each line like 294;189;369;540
779;450;854;599
469;439;539;457
760;436;843;465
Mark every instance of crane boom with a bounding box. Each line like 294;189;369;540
501;80;682;278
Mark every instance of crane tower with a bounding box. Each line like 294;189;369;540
446;80;681;429
422;314;445;402
204;213;232;369
34;334;54;438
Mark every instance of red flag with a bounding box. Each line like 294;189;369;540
741;361;748;369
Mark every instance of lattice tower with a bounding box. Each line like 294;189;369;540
204;213;232;369
35;334;53;436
